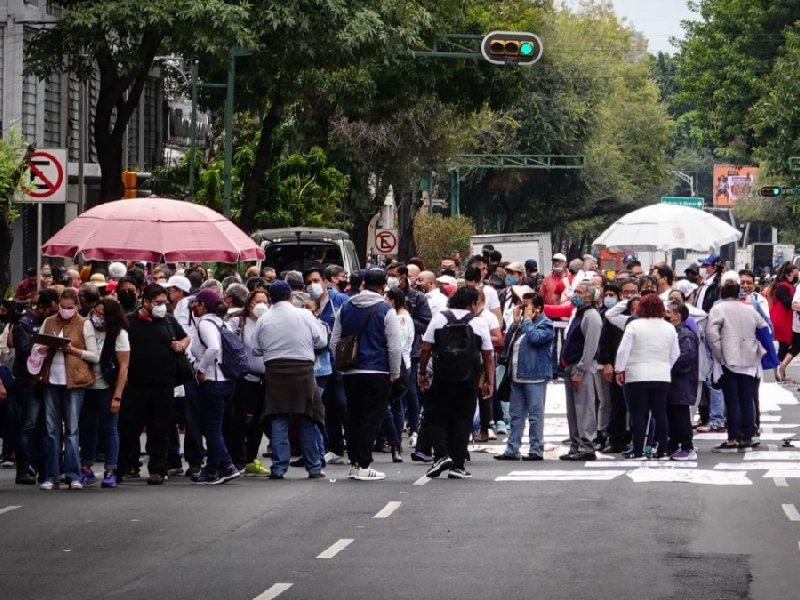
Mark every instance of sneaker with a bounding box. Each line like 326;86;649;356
1;458;15;468
191;471;222;485
425;456;454;478
69;481;83;490
495;422;508;435
643;445;653;457
308;471;326;479
348;464;359;479
289;457;305;468
126;467;141;479
751;436;761;447
101;471;118;488
737;442;753;453
493;453;521;461
79;468;98;487
473;431;490;443
147;474;166;485
16;472;37;485
244;460;271;477
710;426;727;433
522;455;543;461
185;465;202;478
448;468;472;479
220;464;242;483
408;432;418;448
696;425;711;433
686;448;698;460
354;467;385;481
623;451;645;460
670;449;693;461
39;480;59;490
711;442;739;453
167;467;185;476
410;451;433;463
623;443;634;454
324;452;345;465
487;429;498;441
268;472;285;480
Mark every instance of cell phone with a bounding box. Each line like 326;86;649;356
739;290;747;300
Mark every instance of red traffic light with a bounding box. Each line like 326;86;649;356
481;31;543;66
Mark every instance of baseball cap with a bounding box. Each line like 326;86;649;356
505;261;524;274
684;262;701;275
108;262;127;279
623;253;637;263
269;280;291;302
700;252;721;266
194;288;221;307
673;279;697;298
364;268;387;288
524;259;538;270
436;275;458;287
552;253;567;263
165;275;191;294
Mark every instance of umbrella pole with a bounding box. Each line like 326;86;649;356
36;203;42;292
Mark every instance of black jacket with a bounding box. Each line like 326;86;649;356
596;311;626;365
667;322;699;405
12;311;43;385
403;285;432;359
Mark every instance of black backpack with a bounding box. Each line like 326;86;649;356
433;310;481;383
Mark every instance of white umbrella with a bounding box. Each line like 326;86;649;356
592;204;741;252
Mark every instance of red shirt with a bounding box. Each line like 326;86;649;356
14;279;38;301
539;272;567;305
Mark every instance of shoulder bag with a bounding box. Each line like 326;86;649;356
335;303;381;370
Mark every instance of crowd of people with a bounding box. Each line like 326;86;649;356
0;247;788;487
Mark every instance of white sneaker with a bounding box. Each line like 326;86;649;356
354;467;385;481
348;464;359;479
39;481;58;490
324;452;345;465
69;481;83;490
408;432;418;448
495;422;508;435
687;448;698;461
487;429;498;441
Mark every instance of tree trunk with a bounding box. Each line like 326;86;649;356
0;203;13;297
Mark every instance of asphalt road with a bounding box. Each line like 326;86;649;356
3;371;800;600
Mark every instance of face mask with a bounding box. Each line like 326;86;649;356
387;277;400;290
59;307;76;320
151;304;167;319
90;315;105;328
505;276;519;286
308;283;324;300
603;297;618;309
793;276;799;284
641;289;656;297
571;295;586;309
553;267;564;274
336;280;348;293
252;303;269;319
119;290;137;309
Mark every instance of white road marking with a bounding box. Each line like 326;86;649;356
374;501;402;519
761;415;783;422
775;478;789;487
744;452;800;461
0;505;21;516
768;444;780;452
695;433;787;441
413;476;430;486
782;504;800;521
253;583;293;600
715;462;800;470
585;461;697;468
626;469;752;485
764;424;799;429
764;471;800;479
496;470;626;482
317;538;354;559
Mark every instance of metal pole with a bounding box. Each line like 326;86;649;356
189;61;198;198
36;203;42;291
223;53;235;218
78;81;85;215
451;168;460;216
428;171;433;215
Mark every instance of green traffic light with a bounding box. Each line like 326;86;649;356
774;188;782;196
520;42;534;55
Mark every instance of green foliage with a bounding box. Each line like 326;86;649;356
0;129;32;219
413;213;474;268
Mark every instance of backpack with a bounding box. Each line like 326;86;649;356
432;310;481;383
99;329;120;386
199;319;250;380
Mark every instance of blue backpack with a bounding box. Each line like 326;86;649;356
200;320;250;380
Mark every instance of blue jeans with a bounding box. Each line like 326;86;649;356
720;368;756;442
405;357;420;433
16;384;44;474
198;380;235;476
44;386;85;484
382;399;405;446
506;381;547;458
706;374;725;428
80;387;120;470
316;385;327;458
271;415;321;475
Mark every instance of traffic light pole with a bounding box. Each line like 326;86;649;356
189;61;199;198
223;53;235;218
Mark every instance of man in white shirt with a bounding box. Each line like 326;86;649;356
417;270;448;317
252;281;329;479
418;286;495;479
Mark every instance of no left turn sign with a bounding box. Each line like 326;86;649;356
28;149;67;203
375;229;398;255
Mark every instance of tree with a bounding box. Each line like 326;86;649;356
25;0;249;202
0;130;34;295
413;213;474;269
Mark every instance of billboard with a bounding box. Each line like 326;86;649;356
713;165;758;206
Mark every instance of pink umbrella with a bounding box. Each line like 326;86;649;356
41;197;265;263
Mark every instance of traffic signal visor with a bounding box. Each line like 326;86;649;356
758;187;782;197
482;31;543;65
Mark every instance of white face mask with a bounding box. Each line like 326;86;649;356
252;303;269;319
387;277;400;290
308;283;324;300
151;304;167;319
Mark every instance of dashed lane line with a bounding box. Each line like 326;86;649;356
413;476;430;486
317;538;354;559
782;504;800;522
0;506;21;516
374;501;402;519
253;583;293;600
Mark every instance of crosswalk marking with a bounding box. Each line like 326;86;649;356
496;470;626;482
764;471;800;479
626;469;752;485
715;462;800;470
585;460;697;468
783;504;800;521
744;452;800;461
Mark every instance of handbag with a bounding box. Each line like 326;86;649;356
497;324;520;367
391;360;409;401
334;303;381;370
164;318;194;386
34;348;56;386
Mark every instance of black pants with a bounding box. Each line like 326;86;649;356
322;373;347;456
625;381;668;455
118;384;176;476
223;379;266;468
666;404;693;453
344;374;391;469
427;377;479;469
754;378;761;431
415;387;433;456
606;378;628;448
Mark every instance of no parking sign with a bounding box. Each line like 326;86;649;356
28;149;67;203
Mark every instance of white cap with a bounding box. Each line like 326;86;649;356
673;279;697;298
108;262;127;279
165;275;191;294
436;275;458;287
720;270;740;286
553;253;567;262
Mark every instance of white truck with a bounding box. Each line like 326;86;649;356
470;232;552;269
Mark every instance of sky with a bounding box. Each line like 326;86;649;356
562;0;697;53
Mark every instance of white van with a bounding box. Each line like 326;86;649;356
253;228;361;276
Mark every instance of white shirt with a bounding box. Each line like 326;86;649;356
695;273;715;309
228;315;266;381
483;285;501;312
792;286;800;333
397;311;415;370
48;320;100;386
425;288;449;317
615;318;680;383
191;314;229;381
422;309;493;351
479;308;500;332
252;301;328;363
90;328;130;390
173;296;196;342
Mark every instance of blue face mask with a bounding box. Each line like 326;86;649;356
571;295;586;309
603;297;618;309
505;276;519;286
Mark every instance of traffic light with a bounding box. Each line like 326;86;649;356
481;31;543;66
121;171;153;199
122;171;137;199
